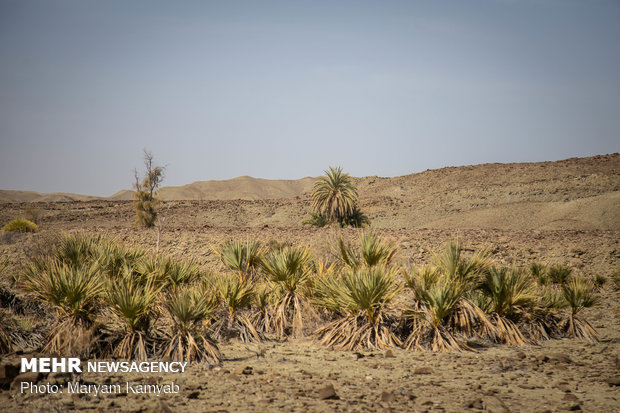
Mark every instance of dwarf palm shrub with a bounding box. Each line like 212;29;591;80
95;241;144;279
314;267;401;350
403;241;494;352
249;283;273;334
212;274;262;342
162;286;221;363
261;246;315;338
55;233;104;268
106;269;161;360
338;232;397;270
547;264;572;285
529;262;548;285
302;211;331;228
2;218;38;233
216;239;264;282
22;260;103;356
433;239;491;285
404;275;477;352
479;267;536;345
561;277;599;340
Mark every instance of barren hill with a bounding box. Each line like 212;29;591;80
1;154;618;230
108;176;316;201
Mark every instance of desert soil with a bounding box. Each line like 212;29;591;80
0;154;619;412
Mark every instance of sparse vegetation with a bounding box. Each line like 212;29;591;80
3;218;38;234
0;231;604;362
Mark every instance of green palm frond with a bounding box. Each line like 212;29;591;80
22;260;103;322
433;239;491;285
481;266;537;318
562;277;598;316
106;268;160;333
337;232;397;270
215;239;264;281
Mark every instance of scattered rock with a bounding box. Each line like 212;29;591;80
187;391;200;399
563;393;580;402
234;365;253;375
568;404;582;411
384;350;395;358
606;377;620;387
380;389;395;402
467;398;484;409
515;350;527;360
317;384;339;400
414;367;434;375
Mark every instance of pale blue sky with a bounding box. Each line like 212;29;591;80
1;0;619;196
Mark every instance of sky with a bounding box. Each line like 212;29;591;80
0;0;619;197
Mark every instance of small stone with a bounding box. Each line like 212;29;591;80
384;350;395;358
414;367;434;375
317;384;339;400
515;350;527;360
563;393;580;402
234;365;253;375
187;391;200;399
467;398;484;409
380;389;395;402
606;377;620;387
568;404;582;411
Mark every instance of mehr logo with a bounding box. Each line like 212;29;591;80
21;358;82;373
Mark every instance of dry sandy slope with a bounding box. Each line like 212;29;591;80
3;153;619;230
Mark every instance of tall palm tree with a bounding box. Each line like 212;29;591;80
312;166;359;224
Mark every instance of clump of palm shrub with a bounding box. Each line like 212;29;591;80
547;264;572;285
161;285;221;363
402;240;494;352
561;276;599;340
211;274;262;343
261;246;316;338
105;269;162;360
479;266;536;345
21;260;103;356
314;266;401;350
3;218;38;234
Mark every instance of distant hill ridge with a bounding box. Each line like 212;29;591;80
2;154;618;205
